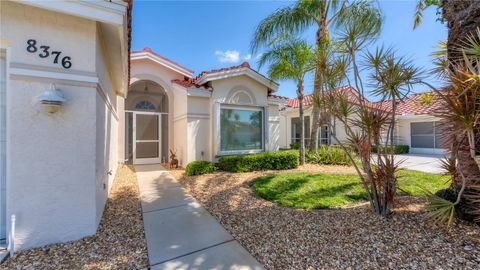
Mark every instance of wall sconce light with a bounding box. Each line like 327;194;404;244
37;83;66;113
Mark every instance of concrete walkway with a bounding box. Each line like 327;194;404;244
135;164;264;270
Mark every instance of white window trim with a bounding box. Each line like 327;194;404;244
216;103;266;156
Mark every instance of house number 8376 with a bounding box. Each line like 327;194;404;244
26;39;72;69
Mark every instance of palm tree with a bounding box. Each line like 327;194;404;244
258;37;313;165
252;0;382;151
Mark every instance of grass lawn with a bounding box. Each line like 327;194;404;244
252;169;450;209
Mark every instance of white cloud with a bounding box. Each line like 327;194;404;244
215;50;240;63
215;50;253;63
255;53;263;60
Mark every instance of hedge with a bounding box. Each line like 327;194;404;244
185;160;215;176
372;145;409;154
217;150;299;172
305;145;352;165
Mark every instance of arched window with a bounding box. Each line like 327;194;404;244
135;100;156;111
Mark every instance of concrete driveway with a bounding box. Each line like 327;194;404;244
394;154;446;174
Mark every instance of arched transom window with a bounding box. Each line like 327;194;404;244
135;100;156;111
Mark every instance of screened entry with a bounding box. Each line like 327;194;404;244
125;80;168;164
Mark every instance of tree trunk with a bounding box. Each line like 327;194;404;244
443;0;480;61
443;0;480;176
298;80;305;165
309;25;329;151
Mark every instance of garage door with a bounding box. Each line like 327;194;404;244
0;50;5;241
410;121;445;154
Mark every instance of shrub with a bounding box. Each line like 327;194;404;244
185;160;215;176
217;150;299;172
305;145;352;165
290;143;299;149
372;145;409;154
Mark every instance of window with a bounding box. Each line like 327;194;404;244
135;100;156;111
220;107;263;152
318;125;330;145
411;121;444;149
291;116;310;145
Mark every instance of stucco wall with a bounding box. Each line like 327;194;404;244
186;95;211;163
94;28;119;226
268;103;281;151
1;1;125;250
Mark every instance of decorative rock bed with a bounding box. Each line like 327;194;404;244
2;165;149;270
172;164;480;269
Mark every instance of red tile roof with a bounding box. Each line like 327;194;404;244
286;86;360;108
370;90;446;115
171;61;277;90
286;86;445;116
132;47;194;75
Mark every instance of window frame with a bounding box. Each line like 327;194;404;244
217;104;265;156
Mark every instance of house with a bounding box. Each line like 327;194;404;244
279;86;447;155
0;0;286;252
126;47;285;166
0;0;131;251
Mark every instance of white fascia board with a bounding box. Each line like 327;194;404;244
131;52;194;78
267;97;287;105
187;88;212;98
397;113;439;120
196;68;279;91
18;0;127;26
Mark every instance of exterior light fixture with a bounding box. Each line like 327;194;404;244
37;83;66;113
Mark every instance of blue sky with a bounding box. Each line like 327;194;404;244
131;0;447;99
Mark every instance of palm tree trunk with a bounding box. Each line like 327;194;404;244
309;26;329;151
443;0;480;177
298;80;305;165
443;0;480;61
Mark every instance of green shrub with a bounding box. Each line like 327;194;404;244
372;145;409;154
185;160;215;176
290;143;299;149
217;150;299;172
305;145;352;165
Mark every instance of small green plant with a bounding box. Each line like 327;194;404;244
305;145;353;165
290;143;299;149
217;150;299;172
372;145;409;154
185;160;215;176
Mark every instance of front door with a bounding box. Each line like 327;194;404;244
133;112;162;164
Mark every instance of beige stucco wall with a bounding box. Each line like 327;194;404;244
1;1;126;250
186;95;211;163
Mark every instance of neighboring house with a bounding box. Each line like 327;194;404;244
126;47;285;166
0;0;285;252
0;0;131;251
280;86;447;155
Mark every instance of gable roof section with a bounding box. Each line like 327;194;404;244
131;47;194;78
172;61;279;92
196;62;279;91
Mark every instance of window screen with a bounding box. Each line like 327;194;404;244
411;122;444;149
291;116;310;144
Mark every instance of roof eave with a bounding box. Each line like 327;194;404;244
131;52;194;78
196;67;279;91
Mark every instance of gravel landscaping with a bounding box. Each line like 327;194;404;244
172;165;480;269
2;165;148;270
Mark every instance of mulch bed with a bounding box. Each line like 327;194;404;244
172;165;480;270
2;165;149;270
